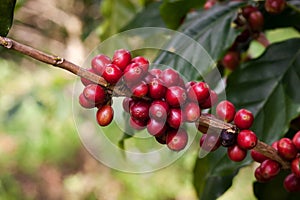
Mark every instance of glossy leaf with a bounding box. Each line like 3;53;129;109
0;0;16;36
227;38;300;143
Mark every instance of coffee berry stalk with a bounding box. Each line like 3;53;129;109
1;36;299;192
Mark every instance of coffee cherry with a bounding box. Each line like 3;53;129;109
165;86;187;107
129;117;147;130
255;166;270;183
83;84;106;104
200;90;218;109
237;129;257;150
147;118;167;137
79;93;95;109
112;49;131;70
200;132;221;152
227;144;247;162
251;149;269;163
160;68;180;87
265;0;286;14
291;157;300;178
292;131;300;151
248;11;264;31
143;72;155;84
234;109;254;130
166;128;188;151
283;173;300;192
272;140;279;151
149;100;169;121
184;102;201;122
96;105;114;126
122;97;134;113
216;100;236;122
123;63;146;86
149;68;162;78
130;101;150;122
130;81;148;98
221;51;240;71
242;5;259;19
81;68;96;86
167;108;183;129
91;54;111;75
148;78;167;99
277;138;298;161
220;129;236;147
185;81;196;89
102;64;123;84
131;56;149;72
155;133;167;144
187;82;210;103
260;159;281;180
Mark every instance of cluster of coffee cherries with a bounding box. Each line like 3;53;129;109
251;131;300;192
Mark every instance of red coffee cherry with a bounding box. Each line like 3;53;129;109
165;86;187;107
155;133;167;145
283;173;300;192
130;101;150;122
199;132;221;152
271;140;279;151
129;117;147;130
160;68;180;87
254;166;270;183
149;100;169;121
96;105;114;126
81;68;96;86
83;84;106;104
221;51;240;71
112;49;131;71
260;159;281;180
167;108;183;129
149;68;162;78
123;63;146;86
227;144;247;162
130;81;148;98
216;100;236;122
242;5;259;19
166;128;188;151
277;138;298;161
148;78;167;99
102;64;123;84
187;82;210;103
184;102;201;122
91;54;111;75
291;157;300;178
122;97;134;113
131;56;149;72
248;11;264;31
237;129;257;150
79;93;95;109
234;109;254;130
147;118;167;137
265;0;286;14
200;90;218;109
292;131;300;151
250;149;268;163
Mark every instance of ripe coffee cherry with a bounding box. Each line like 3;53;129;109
149;68;162;78
185;81;196;89
81;68;95;86
130;81;148;98
165;86;187;107
149;100;169;121
166;128;188;151
292;131;300;151
200;90;218;109
167;108;183;129
147;118;167;137
255;166;269;183
184;102;201;122
250;149;268;163
160;68;180;87
83;84;106;104
216;100;236;122
248;11;264;31
200;132;221;152
271;140;279;151
79;93;95;109
265;0;286;14
112;49;131;70
260;159;281;180
242;5;258;19
227;144;247;162
187;82;210;103
122;97;134;113
277;138;298;161
130;101;150;122
221;51;240;71
283;173;300;192
148;78;167;99
237;129;257;150
291;157;300;178
131;56;149;72
96;105;114;126
91;54;111;75
155;133;167;144
220;129;236;147
129;117;146;130
102;64;123;84
123;63;146;85
234;109;254;130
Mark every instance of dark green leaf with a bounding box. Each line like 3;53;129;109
0;0;16;36
227;38;300;144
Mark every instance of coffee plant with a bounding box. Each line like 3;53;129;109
1;0;300;199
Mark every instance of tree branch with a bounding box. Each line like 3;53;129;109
0;36;291;169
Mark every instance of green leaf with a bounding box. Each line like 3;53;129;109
227;38;300;144
159;0;204;29
0;0;16;36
